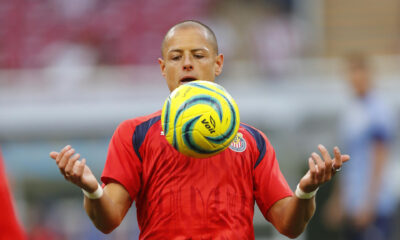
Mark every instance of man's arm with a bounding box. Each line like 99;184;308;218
266;145;350;239
84;183;131;234
50;145;132;234
352;139;388;228
266;196;315;239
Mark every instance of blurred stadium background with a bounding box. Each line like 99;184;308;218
1;0;400;239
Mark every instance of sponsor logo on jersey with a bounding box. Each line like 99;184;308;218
160;131;164;136
229;132;246;152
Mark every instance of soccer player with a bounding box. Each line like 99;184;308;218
0;148;26;240
50;20;350;239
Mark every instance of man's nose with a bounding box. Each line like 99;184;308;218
183;56;193;71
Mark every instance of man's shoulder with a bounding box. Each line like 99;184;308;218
237;122;272;150
239;122;266;138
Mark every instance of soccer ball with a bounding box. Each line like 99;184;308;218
161;80;240;158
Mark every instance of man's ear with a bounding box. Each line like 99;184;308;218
215;54;224;76
158;58;166;78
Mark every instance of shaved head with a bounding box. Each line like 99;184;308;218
161;20;218;57
158;20;224;92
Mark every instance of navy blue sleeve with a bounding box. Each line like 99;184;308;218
240;124;266;168
132;115;161;162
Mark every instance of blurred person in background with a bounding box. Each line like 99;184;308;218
0;148;26;240
49;20;350;239
324;53;397;240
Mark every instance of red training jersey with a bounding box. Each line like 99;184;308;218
0;149;26;240
102;110;292;239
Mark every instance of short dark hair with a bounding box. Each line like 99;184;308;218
161;20;219;57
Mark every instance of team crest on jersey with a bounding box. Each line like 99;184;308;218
229;132;246;152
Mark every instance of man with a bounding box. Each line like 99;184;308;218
0;148;26;240
50;20;349;239
324;54;396;240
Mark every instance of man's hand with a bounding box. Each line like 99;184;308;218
299;144;350;193
50;145;98;193
50;145;131;233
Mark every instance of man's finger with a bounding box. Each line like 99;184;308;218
333;146;343;170
65;153;80;176
56;145;71;164
77;158;86;177
49;151;58;160
312;152;325;182
308;157;317;178
318;144;332;164
341;154;350;163
319;144;333;180
58;148;75;174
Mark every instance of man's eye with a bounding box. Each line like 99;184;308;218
194;55;204;59
171;56;181;61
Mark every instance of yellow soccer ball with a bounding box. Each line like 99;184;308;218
161;80;240;158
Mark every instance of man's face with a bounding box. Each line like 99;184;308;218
159;27;224;92
349;67;370;97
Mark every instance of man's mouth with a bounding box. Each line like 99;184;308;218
180;77;197;84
